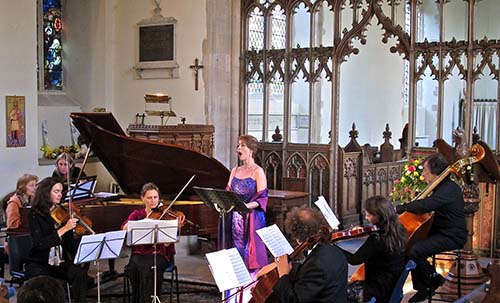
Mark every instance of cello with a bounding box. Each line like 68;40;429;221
247;225;377;303
350;144;485;282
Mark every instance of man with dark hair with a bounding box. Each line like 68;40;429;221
271;207;348;303
17;275;65;303
396;153;467;302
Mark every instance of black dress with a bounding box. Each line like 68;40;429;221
342;232;406;302
25;209;88;303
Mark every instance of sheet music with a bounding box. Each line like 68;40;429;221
314;196;340;229
334;236;368;254
65;177;97;201
206;248;252;292
256;224;293;257
94;192;119;199
126;219;178;246
100;230;126;259
74;233;105;264
74;230;127;264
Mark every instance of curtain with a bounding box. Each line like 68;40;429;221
473;100;497;147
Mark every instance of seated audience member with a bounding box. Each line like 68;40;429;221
121;182;185;303
17;275;65;303
271;207;348;303
396;153;467;303
52;152;86;182
342;196;407;302
25;177;88;303
2;174;38;229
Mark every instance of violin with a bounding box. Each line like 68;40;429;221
331;225;379;242
50;203;95;235
146;203;187;227
248;226;333;303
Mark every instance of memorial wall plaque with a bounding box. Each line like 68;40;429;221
139;24;174;62
133;6;179;79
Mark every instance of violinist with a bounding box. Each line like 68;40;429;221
52;152;86;183
121;182;185;303
341;196;407;303
24;177;88;303
272;207;347;303
396;153;467;303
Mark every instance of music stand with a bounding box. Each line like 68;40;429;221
127;219;179;303
74;230;126;303
192;187;250;250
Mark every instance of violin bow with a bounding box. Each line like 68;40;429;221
65;152;74;219
163;174;196;213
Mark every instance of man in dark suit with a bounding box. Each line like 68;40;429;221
272;207;347;303
396;153;467;303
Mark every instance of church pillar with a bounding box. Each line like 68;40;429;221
204;0;240;168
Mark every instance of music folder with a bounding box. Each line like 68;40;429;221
192;186;250;213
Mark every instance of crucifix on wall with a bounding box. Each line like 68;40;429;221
189;58;204;91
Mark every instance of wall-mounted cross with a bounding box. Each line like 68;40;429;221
189;58;204;91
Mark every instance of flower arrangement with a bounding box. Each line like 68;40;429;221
390;158;427;204
40;143;81;159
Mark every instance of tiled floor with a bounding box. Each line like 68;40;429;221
5;236;491;302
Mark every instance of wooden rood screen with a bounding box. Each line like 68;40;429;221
257;123;409;229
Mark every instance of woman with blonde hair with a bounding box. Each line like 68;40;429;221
2;174;38;229
52;153;86;182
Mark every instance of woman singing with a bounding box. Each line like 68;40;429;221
220;135;268;302
25;177;88;303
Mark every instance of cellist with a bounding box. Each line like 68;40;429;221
271;207;347;303
396;153;467;303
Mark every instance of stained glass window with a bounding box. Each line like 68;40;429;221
42;0;63;90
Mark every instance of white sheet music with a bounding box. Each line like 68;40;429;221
100;230;127;259
335;236;369;254
126;218;178;246
74;230;127;264
314;196;340;229
256;224;293;257
74;234;105;264
206;248;252;292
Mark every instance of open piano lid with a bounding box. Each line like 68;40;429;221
70;112;230;196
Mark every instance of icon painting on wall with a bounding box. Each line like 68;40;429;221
6;96;26;148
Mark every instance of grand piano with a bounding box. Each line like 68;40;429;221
70;112;230;242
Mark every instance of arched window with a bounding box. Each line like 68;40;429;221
38;0;63;91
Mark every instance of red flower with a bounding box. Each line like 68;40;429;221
408;166;415;173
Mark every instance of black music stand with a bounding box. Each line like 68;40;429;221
192;187;250;303
74;230;126;303
192;187;250;249
127;220;178;303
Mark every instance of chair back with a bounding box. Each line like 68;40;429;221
7;234;32;280
388;259;416;303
